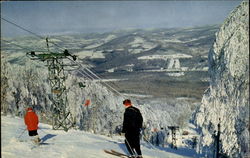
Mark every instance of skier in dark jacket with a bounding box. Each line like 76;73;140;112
122;99;143;158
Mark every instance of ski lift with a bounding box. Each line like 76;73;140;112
26;49;77;62
83;99;91;107
52;88;62;94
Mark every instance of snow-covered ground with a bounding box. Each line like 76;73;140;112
128;37;156;52
1;115;202;158
75;50;105;59
137;54;193;60
93;78;128;82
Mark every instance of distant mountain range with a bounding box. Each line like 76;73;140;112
2;25;219;100
76;25;219;74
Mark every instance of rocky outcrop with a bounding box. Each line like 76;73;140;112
195;1;249;157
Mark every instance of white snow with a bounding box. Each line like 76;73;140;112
163;39;184;43
195;2;249;157
128;37;156;52
115;48;125;51
128;37;145;48
128;48;143;54
75;50;105;59
93;79;128;82
166;72;185;77
104;35;116;42
138;54;192;60
47;38;61;43
167;59;180;69
125;64;134;67
107;68;115;73
84;43;103;49
1;115;201;158
122;93;153;98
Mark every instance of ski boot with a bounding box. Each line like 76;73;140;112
33;135;41;144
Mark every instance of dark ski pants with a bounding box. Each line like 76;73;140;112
28;130;38;136
125;132;142;156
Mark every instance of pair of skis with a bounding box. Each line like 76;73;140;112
19;138;51;149
104;149;130;158
30;140;50;149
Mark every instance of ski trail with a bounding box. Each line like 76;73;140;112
2;115;191;158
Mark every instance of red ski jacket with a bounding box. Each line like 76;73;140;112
24;108;39;131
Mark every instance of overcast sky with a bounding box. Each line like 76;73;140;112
1;1;241;37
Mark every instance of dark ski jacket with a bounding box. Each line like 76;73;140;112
122;106;143;134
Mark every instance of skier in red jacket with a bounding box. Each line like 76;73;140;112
24;107;40;144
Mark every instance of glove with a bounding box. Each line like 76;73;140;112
140;128;143;135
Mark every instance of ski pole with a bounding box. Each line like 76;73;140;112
125;138;137;156
39;127;48;134
142;134;158;150
18;128;26;139
142;134;160;158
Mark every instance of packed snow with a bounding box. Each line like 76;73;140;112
93;79;128;82
138;54;193;60
128;48;143;54
75;50;105;59
128;37;156;52
84;43;104;49
2;115;203;158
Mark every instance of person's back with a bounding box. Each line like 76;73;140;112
24;107;40;144
122;99;143;158
25;108;38;131
123;106;143;134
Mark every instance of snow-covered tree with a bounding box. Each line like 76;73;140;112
1;53;9;115
195;2;249;157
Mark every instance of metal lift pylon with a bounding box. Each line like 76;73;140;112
47;57;72;131
168;126;179;149
26;45;77;131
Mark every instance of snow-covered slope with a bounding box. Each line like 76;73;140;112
195;1;249;157
1;55;196;140
2;115;199;158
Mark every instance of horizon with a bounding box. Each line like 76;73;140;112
1;24;220;39
1;1;241;37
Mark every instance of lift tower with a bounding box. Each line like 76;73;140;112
27;49;77;131
168;126;179;149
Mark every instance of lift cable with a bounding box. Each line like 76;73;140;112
3;37;121;97
1;17;65;51
1;40;89;86
1;39;37;52
2;16;125;98
67;57;125;97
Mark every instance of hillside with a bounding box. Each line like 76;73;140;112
2;25;219;100
1;25;220;157
2;115;202;158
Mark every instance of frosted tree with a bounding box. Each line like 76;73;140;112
1;53;9;115
4;59;52;120
195;2;249;157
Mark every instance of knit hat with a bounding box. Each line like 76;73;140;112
123;99;132;107
27;107;33;111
